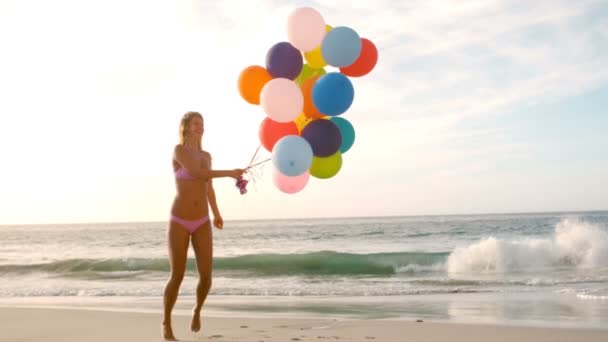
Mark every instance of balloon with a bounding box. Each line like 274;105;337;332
310;151;342;179
340;38;378;77
295;113;329;134
260;78;303;122
287;7;326;52
259;117;299;152
321;26;361;67
312;72;354;116
329;117;355;153
295;64;326;86
304;24;333;69
272;135;313;177
301;75;328;119
301;119;342;157
273;166;310;194
294;113;312;134
265;42;303;80
237;66;272;105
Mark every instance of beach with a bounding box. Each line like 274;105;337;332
1;213;608;340
2;306;607;342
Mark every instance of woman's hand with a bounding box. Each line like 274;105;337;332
213;215;224;230
229;168;246;179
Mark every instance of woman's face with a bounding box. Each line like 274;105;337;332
188;116;204;138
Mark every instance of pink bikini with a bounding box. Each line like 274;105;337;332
171;166;209;234
170;214;209;234
174;167;196;181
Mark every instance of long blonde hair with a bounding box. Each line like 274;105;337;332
179;111;203;150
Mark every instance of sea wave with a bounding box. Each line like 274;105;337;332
447;218;608;274
0;251;449;278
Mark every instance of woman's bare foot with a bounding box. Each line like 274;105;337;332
162;322;178;341
191;309;201;333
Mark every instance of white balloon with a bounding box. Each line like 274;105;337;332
260;78;303;122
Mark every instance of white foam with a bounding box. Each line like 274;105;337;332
577;292;608;300
447;218;608;274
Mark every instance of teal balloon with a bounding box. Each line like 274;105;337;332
321;26;362;67
330;117;355;153
272;135;313;176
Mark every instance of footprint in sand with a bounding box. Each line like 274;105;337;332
291;339;301;341
240;325;248;328
209;334;223;339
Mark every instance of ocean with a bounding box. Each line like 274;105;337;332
1;212;607;328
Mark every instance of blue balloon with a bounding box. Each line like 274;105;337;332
330;117;355;153
266;42;303;80
272;135;313;176
321;27;362;67
312;72;354;116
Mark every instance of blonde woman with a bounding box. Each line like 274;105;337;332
162;111;245;341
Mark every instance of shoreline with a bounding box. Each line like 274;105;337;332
1;306;606;342
1;293;607;331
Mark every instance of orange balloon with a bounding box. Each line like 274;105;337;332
238;66;272;105
300;75;327;119
259;117;299;152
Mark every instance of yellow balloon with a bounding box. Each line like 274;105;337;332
294;113;312;134
310;150;342;179
304;25;333;69
295;114;329;134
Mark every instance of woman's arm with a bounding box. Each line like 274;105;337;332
206;154;221;217
209;182;224;229
208;180;221;217
174;145;243;180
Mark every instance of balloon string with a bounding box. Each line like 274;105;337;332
237;146;269;195
247;158;271;170
248;145;261;168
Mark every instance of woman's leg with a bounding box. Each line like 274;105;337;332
190;221;213;332
162;221;191;340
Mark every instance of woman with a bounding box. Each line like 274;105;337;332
162;111;245;341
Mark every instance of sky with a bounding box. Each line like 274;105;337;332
0;0;607;224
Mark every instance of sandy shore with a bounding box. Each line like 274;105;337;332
1;307;606;342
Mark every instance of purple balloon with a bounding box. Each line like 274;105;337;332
301;119;342;157
266;42;303;80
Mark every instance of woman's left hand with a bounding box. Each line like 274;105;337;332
213;215;224;229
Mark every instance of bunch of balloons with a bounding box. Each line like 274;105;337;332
237;7;378;194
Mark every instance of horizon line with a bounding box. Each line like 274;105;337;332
2;208;607;227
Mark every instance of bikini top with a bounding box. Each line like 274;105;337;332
174;149;210;180
174;167;196;180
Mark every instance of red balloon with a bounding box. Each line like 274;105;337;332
259;117;299;152
340;38;378;77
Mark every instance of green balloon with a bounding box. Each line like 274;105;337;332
295;64;327;86
310;151;342;179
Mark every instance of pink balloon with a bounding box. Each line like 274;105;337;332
273;166;310;194
287;7;326;52
260;78;303;122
